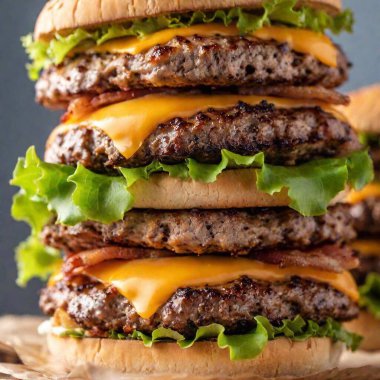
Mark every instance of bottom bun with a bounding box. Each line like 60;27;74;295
47;335;343;378
345;311;380;351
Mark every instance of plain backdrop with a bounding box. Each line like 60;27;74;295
0;0;379;315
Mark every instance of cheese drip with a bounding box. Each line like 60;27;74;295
56;94;344;160
89;24;338;68
351;240;380;257
84;257;359;319
346;183;380;204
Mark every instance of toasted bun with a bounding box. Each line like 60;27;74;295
35;0;342;40
344;84;380;135
345;311;380;351
128;168;349;210
47;334;343;378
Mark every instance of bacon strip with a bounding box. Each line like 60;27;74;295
239;85;350;106
63;247;175;275
63;244;358;277
62;86;349;122
252;245;358;273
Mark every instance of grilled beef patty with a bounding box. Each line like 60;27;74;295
40;276;358;338
61;245;357;276
37;35;349;108
45;101;360;172
42;205;356;255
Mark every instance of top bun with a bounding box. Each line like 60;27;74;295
344;84;380;135
35;0;342;40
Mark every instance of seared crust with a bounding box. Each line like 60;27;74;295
40;276;358;338
350;197;380;236
42;205;356;255
45;102;360;172
37;36;349;108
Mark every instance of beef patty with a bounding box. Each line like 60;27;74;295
350;197;380;236
45;101;360;172
42;205;356;255
40;276;358;338
36;35;349;108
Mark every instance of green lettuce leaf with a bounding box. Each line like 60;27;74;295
95;316;361;360
187;151;264;183
23;0;354;80
59;328;86;339
347;150;375;189
121;149;373;217
21;34;49;82
258;157;348;216
15;236;61;287
11;147;373;227
10;146;84;225
118;161;189;188
68;165;134;223
11;192;52;235
359;273;380;319
11;147;372;284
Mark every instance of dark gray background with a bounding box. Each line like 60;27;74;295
0;1;379;315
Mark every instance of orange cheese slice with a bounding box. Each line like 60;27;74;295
54;93;344;160
346;183;380;204
84;256;359;319
351;240;380;257
90;24;337;68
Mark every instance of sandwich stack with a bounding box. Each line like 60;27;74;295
11;0;374;377
344;85;380;351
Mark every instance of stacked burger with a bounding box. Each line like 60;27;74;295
12;0;374;377
344;85;380;351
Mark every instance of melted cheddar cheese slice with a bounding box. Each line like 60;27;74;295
346;183;380;204
84;256;359;319
55;93;344;160
351;240;380;257
89;24;338;68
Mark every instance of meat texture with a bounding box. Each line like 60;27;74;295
40;276;359;338
45;101;360;172
37;35;349;108
42;205;357;255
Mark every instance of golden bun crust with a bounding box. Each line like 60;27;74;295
345;311;380;351
47;334;343;378
35;0;342;40
128;169;349;210
344;84;380;135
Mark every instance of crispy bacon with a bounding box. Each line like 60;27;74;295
61;85;349;122
252;245;358;273
63;244;358;277
61;88;201;122
239;85;350;106
61;90;157;122
63;247;175;275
